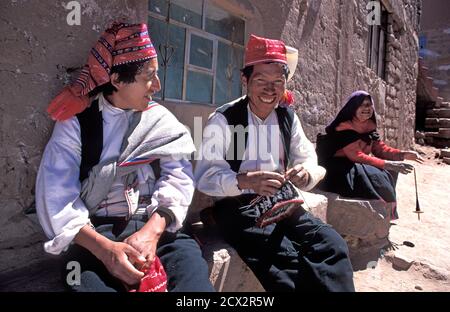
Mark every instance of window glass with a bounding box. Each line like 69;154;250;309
215;42;243;105
205;3;245;44
148;16;185;100
189;34;213;69
186;71;213;103
149;0;168;17
149;0;245;105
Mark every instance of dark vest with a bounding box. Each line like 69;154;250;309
76;99;160;183
216;96;295;173
76;99;103;182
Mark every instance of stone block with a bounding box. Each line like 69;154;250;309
314;191;391;248
424;131;439;137
425;118;450;129
387;129;396;139
438;128;450;139
426;109;450;118
441;149;450;158
430;137;450;148
392;119;399;129
443;157;450;165
388;252;414;271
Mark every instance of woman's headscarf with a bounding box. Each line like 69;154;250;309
325;90;376;134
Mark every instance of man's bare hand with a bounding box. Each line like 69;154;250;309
123;212;166;268
98;241;145;286
285;164;310;189
237;171;285;196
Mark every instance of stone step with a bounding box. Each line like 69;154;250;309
441;149;450;158
429;137;450;148
426;109;450;118
441;102;450;108
423;129;450;139
425;118;450;129
444;157;450;165
424;131;439;137
438;128;450;139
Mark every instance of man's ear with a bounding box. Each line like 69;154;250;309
241;74;248;89
110;73;121;90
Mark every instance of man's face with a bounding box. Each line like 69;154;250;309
113;58;161;111
355;98;374;122
243;63;286;118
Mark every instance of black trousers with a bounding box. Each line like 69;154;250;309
61;220;215;292
213;194;355;292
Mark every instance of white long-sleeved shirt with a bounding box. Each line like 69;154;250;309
36;94;194;255
194;104;326;197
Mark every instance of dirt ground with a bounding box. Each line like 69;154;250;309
353;144;450;292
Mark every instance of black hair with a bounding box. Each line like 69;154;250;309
89;59;151;97
240;63;290;81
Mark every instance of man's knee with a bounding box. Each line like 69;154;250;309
316;226;351;258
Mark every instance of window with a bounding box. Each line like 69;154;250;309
148;0;245;106
367;3;389;79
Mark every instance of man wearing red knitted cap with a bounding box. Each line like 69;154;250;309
195;35;355;291
36;22;214;292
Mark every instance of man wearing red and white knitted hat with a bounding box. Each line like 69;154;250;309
195;34;355;292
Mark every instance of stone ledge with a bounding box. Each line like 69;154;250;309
298;190;328;223
313;190;391;252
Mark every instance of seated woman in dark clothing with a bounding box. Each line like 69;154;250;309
316;90;423;219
